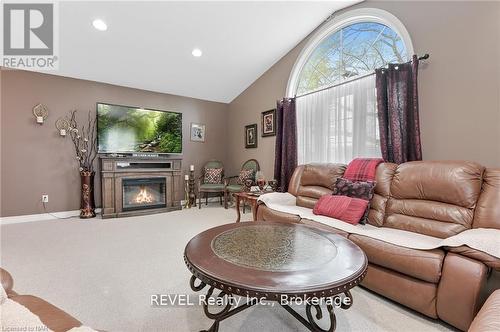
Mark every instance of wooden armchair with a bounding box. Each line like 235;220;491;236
224;159;260;209
198;160;225;209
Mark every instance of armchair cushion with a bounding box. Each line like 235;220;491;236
199;183;224;191
226;184;244;192
237;169;255;185
204;168;223;184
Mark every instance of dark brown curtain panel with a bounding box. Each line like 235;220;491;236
376;54;422;164
274;97;297;192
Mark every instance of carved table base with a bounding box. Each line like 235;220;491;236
190;275;354;332
190;276;257;332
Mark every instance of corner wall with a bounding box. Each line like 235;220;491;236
0;69;229;217
227;0;500;177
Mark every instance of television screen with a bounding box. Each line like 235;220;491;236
97;103;182;154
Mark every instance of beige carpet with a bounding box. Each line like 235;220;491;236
1;206;457;332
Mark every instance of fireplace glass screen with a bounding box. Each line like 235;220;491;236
122;178;166;211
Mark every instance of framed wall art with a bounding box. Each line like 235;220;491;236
245;124;257;148
261;109;276;137
190;123;206;142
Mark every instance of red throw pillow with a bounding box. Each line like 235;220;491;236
313;195;368;225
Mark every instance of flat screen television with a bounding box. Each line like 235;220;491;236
97;103;182;154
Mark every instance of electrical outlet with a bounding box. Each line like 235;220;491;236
42;194;49;203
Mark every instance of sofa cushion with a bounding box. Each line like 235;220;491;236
295;163;345;208
10;295;81;332
349;234;445;283
313;195;368;225
300;218;349;237
385;161;484;238
299;163;346;188
472;168;500;229
368;163;397;226
297;185;332;201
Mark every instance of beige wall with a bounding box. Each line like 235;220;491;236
0;69;228;217
2;1;500;217
227;1;500;177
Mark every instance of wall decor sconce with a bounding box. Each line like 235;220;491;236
55;117;70;136
33;103;49;124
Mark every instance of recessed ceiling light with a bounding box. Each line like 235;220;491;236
92;19;107;31
192;48;202;57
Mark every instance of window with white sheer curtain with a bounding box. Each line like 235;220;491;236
296;75;380;164
291;13;411;165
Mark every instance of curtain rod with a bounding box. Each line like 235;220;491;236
295;54;430;99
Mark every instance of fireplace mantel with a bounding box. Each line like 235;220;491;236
100;156;183;218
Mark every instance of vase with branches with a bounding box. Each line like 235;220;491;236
68;110;98;218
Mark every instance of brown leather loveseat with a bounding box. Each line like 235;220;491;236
256;161;500;331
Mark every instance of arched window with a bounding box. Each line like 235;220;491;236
288;9;413;164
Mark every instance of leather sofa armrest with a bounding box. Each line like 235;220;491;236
468;290;500;332
1;267;14;296
437;253;488;331
447;246;500;270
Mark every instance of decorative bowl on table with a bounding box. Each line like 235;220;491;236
257;179;266;192
268;179;278;192
244;179;253;192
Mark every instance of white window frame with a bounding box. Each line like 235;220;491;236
286;8;414;97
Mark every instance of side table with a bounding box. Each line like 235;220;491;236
234;192;271;222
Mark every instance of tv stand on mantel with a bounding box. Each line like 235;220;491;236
100;156;183;218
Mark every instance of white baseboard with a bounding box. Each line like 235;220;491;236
0;208;102;225
2;196;227;225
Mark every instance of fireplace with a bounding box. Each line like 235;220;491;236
122;178;166;211
100;157;182;218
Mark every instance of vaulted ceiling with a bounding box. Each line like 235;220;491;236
40;1;360;103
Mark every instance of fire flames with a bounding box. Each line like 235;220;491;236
135;187;154;204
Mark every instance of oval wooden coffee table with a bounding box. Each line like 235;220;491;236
184;221;367;332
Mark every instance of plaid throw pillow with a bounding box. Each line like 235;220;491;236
237;169;255;185
204;168;223;184
332;177;375;224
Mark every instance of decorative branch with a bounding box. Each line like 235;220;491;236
67;110;98;173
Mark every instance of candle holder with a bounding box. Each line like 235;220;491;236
189;169;197;207
33;103;49;124
184;177;190;209
268;179;278;192
55;117;70;137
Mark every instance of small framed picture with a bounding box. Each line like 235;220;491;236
245;124;257;148
190;123;206;142
261;109;276;137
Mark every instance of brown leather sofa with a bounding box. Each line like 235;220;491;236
1;267;82;331
256;161;500;331
468;290;500;332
